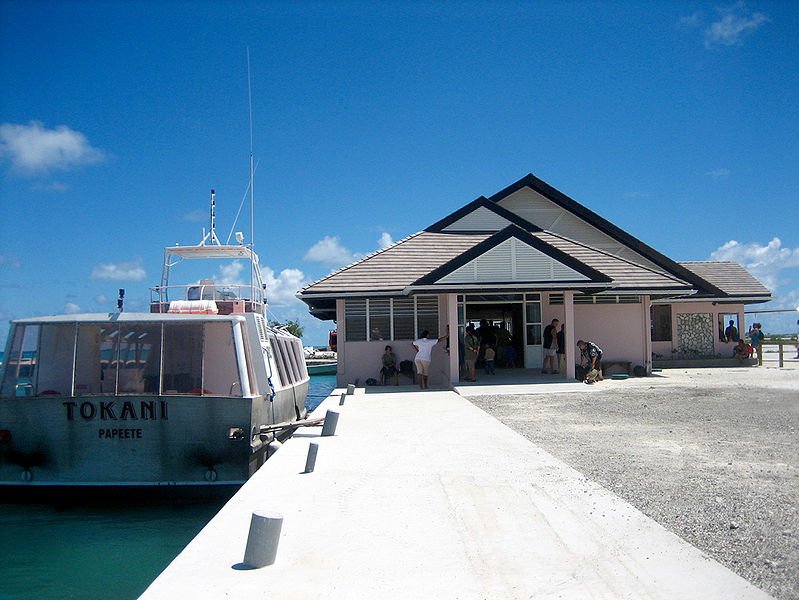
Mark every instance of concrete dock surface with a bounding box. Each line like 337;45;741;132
142;384;774;599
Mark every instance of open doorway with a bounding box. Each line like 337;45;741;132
464;302;524;369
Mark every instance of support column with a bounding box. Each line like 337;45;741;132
564;291;575;380
447;293;459;385
642;295;652;374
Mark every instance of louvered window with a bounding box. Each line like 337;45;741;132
344;296;439;341
345;299;367;341
415;296;439;338
392;298;415;340
368;298;391;341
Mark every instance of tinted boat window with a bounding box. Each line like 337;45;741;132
163;323;203;394
0;324;39;397
36;323;76;396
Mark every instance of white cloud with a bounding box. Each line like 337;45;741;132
64;302;81;314
183;209;207;222
378;232;394;249
304;236;359;266
0;254;21;269
710;237;799;291
90;259;146;281
95;294;108;305
0;121;105;175
32;181;69;192
704;2;768;48
705;168;730;177
678;12;702;29
218;260;246;284
263;266;310;306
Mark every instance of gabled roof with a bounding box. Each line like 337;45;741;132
299;174;771;320
679;262;771;302
300;226;693;298
487;174;727;298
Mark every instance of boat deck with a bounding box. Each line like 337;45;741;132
142;385;770;599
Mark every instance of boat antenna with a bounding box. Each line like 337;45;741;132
200;188;221;246
247;47;255;299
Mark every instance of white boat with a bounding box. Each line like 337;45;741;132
0;193;309;488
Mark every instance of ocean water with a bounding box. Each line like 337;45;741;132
0;375;337;600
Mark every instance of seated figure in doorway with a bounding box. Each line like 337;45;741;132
732;339;752;362
380;345;399;385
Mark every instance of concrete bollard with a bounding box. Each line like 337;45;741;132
346;383;355;395
243;511;283;568
321;409;340;437
304;442;319;473
339;392;346;406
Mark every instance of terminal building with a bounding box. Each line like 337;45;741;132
298;174;771;386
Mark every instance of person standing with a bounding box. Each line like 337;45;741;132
542;318;560;374
463;325;479;382
556;323;566;374
724;320;739;342
795;319;799;359
484;344;496;375
412;329;448;389
749;323;765;364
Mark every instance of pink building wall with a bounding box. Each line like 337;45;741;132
651;301;745;360
335;295;453;388
572;303;649;368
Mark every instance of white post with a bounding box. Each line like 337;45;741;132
642;295;652;374
564;291;575;380
447;293;459;385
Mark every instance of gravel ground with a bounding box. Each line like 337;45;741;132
467;366;799;600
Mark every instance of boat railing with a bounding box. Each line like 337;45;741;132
150;284;265;315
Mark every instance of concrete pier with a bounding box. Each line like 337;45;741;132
142;387;771;599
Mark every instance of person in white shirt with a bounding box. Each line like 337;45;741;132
412;329;448;389
795;319;799;359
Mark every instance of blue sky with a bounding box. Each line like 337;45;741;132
1;0;798;346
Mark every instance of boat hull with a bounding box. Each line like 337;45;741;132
0;383;308;487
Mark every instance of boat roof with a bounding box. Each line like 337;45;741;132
165;244;259;261
10;312;248;325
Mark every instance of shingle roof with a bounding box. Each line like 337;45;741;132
300;228;693;297
679;262;771;298
300;231;489;294
538;232;691;291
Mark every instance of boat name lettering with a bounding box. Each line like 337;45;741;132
63;401;169;421
98;428;143;439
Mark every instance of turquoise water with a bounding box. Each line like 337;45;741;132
0;375;337;600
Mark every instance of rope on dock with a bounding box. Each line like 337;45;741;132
259;416;325;435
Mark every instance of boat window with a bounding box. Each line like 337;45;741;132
117;324;162;394
0;324;39;397
290;338;308;379
35;323;76;396
282;337;301;383
270;334;291;386
74;324;110;395
202;322;242;396
163;323;204;394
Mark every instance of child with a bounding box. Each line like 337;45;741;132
484;344;496;375
380;345;398;385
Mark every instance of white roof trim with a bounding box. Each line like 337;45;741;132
435;237;590;284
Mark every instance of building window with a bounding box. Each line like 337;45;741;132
345;299;367;342
651;305;672;342
368;298;391;341
719;313;740;342
344;296;439;342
